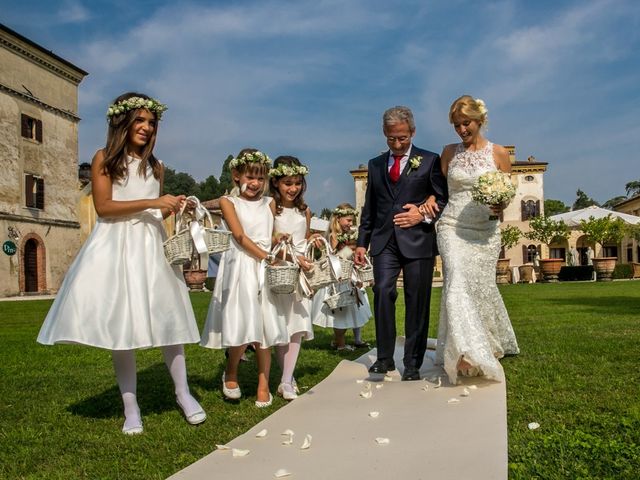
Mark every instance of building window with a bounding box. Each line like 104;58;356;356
523;244;540;263
603;246;618;258
521;199;540;220
21;114;43;142
524;175;534;182
25;174;45;209
550;247;566;260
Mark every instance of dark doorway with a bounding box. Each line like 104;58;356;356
24;239;38;292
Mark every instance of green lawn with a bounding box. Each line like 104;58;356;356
0;282;639;479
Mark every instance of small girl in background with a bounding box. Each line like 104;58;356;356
312;203;372;350
38;92;205;435
200;149;287;408
269;156;316;400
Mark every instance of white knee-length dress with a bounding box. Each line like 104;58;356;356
200;196;289;348
37;157;200;350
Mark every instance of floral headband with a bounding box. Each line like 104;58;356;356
229;151;272;170
332;207;358;218
107;96;167;120
269;164;309;178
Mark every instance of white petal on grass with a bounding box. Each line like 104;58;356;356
383;375;393;382
281;429;295;436
421;385;429;391
255;429;268;438
447;398;460;404
232;449;250;457
369;411;380;418
461;388;470;397
274;469;292;478
300;434;312;450
356;379;364;384
375;437;390;445
375;384;383;390
435;377;442;388
364;382;372;390
360;390;373;399
528;422;540;430
216;444;231;450
468;385;478;390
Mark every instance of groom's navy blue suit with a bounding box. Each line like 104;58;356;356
357;145;447;369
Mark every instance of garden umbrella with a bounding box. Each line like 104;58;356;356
550;205;640;227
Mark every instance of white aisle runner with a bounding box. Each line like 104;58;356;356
170;338;508;480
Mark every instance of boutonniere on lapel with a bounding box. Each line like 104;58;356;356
407;155;423;175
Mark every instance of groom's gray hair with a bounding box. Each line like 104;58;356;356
383;106;415;132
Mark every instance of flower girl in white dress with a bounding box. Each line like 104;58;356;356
37;92;205;434
268;156;316;400
200;149;288;407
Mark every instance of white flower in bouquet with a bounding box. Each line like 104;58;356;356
471;171;516;219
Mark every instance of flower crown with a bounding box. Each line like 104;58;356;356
336;230;358;243
332;207;358;218
475;98;488;116
229;151;272;170
106;96;167;120
269;164;309;178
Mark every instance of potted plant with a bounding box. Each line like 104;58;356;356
524;215;570;282
626;224;640;279
579;215;626;281
497;225;522;284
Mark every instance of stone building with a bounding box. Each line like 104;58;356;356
0;23;87;296
615;194;640;263
350;145;548;268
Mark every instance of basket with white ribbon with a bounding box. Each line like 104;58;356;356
266;240;300;295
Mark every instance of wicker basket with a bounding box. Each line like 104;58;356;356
355;255;374;284
337;257;354;282
303;237;336;290
266;241;300;294
323;283;357;310
164;211;193;265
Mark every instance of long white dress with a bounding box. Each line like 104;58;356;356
311;245;372;330
37;157;200;350
436;142;519;384
200;196;289;348
270;207;313;340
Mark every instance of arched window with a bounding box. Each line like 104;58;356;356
521;199;540;221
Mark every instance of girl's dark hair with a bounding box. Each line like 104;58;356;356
102;92;162;182
269;155;308;215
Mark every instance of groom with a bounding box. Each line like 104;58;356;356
354;106;447;381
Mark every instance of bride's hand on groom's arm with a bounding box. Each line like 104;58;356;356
418;196;439;219
394;204;423;228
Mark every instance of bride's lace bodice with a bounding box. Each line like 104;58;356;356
439;142;497;230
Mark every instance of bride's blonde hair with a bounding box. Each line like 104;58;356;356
449;95;488;128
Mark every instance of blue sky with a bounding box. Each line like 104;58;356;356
2;0;639;212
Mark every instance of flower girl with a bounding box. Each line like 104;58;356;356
269;156;316;400
312;203;372;350
200;149;287;407
37;92;205;435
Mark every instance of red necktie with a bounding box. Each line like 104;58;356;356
389;154;402;183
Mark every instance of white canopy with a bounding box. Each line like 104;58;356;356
550;205;640;227
310;216;330;232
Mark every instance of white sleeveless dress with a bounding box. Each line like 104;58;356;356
270;207;313;340
37;157;200;350
200;196;288;348
436;143;519;384
311;244;372;330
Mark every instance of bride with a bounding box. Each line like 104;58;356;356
424;95;519;384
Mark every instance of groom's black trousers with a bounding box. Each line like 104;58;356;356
371;233;434;369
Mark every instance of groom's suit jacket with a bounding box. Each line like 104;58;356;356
357;145;447;258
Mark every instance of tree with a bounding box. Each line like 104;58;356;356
579;215;627;258
572;189;599;210
197;175;222;201
163;167;198;197
544;199;570;216
525;215;570;258
500;225;522;250
218;155;234;194
602;196;628;210
319;208;332;220
625;180;640;198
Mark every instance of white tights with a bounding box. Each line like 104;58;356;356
276;332;304;385
112;345;201;428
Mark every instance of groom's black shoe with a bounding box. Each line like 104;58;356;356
401;366;421;381
368;359;396;374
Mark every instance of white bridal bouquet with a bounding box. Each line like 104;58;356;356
471;171;516;220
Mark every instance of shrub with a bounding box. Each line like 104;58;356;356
559;266;594;281
612;264;632;279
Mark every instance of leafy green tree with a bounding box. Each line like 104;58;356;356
525;215;570;258
319;208;332;220
197;175;222;201
218;155;234;194
544;199;570;216
602;196;628;210
625;180;640;197
500;225;522;250
579;215;627;257
162;167;198;197
572;189;600;210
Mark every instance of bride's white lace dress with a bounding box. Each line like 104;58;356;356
435;142;519;384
